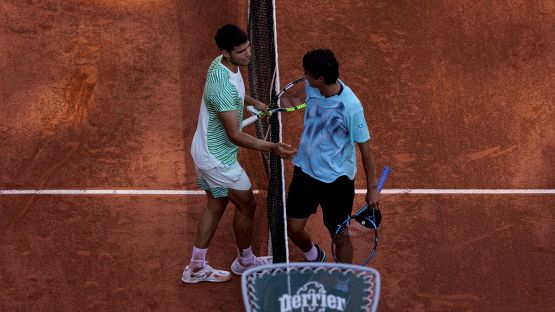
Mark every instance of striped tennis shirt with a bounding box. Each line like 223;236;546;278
191;55;246;170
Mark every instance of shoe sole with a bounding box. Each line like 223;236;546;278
231;257;273;275
181;274;232;284
231;263;246;275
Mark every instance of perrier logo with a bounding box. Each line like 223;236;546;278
278;281;347;312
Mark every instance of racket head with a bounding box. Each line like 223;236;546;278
242;77;307;128
271;76;306;111
331;216;378;266
330;166;390;265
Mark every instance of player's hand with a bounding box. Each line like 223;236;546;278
272;142;297;159
366;184;380;208
253;101;270;119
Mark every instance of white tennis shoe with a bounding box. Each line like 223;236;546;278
231;256;273;275
181;263;232;284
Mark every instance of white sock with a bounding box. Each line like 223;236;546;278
190;246;207;270
304;244;318;261
238;246;255;265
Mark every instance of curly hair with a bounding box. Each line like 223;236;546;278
215;24;248;52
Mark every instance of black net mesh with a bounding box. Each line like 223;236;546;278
247;0;287;263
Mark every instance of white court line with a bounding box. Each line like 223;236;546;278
0;189;554;195
0;190;223;195
378;189;555;194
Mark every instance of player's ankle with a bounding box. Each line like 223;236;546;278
189;259;205;271
238;246;255;266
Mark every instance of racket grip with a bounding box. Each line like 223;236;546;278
247;105;262;115
377;166;391;192
242;115;259;127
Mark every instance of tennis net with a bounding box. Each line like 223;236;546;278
247;0;288;263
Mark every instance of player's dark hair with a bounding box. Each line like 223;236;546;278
303;48;339;84
215;24;248;52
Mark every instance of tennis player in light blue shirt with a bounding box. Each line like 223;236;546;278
286;49;380;264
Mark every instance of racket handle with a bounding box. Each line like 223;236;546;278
242;114;259;127
377;166;391;193
247;105;262;115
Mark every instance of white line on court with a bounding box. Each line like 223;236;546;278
0;189;554;195
0;190;215;195
377;189;555;194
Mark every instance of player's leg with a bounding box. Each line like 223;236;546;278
228;187;271;274
228;188;256;249
324;176;355;307
182;194;232;283
321;175;355;263
286;166;326;262
182;169;233;284
287;216;311;252
194;191;229;248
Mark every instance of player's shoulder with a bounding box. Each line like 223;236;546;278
206;55;231;83
338;81;362;109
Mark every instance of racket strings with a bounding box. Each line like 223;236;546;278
277;79;306;110
333;219;377;265
262;78;306;141
350;221;376;264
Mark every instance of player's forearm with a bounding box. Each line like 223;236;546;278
229;131;273;153
245;95;263;107
218;109;275;153
358;141;377;189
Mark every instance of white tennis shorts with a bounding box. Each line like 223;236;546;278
195;162;251;198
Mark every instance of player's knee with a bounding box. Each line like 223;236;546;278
206;197;228;214
236;198;256;216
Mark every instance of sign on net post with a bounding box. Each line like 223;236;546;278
241;262;380;312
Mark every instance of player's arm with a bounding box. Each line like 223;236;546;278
244;95;269;116
244;95;266;110
218;110;296;158
357;140;380;206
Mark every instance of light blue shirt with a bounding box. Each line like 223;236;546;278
293;80;370;183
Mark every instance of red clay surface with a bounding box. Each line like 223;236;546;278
1;0;554;311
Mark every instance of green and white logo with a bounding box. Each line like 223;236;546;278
278;281;348;312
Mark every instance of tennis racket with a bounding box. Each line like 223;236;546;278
242;76;306;127
331;166;391;266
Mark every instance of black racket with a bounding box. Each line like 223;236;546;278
331;166;391;266
242;77;306;127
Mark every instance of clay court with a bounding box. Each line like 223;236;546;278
1;0;554;311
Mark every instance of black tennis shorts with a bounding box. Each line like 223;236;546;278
286;166;354;233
